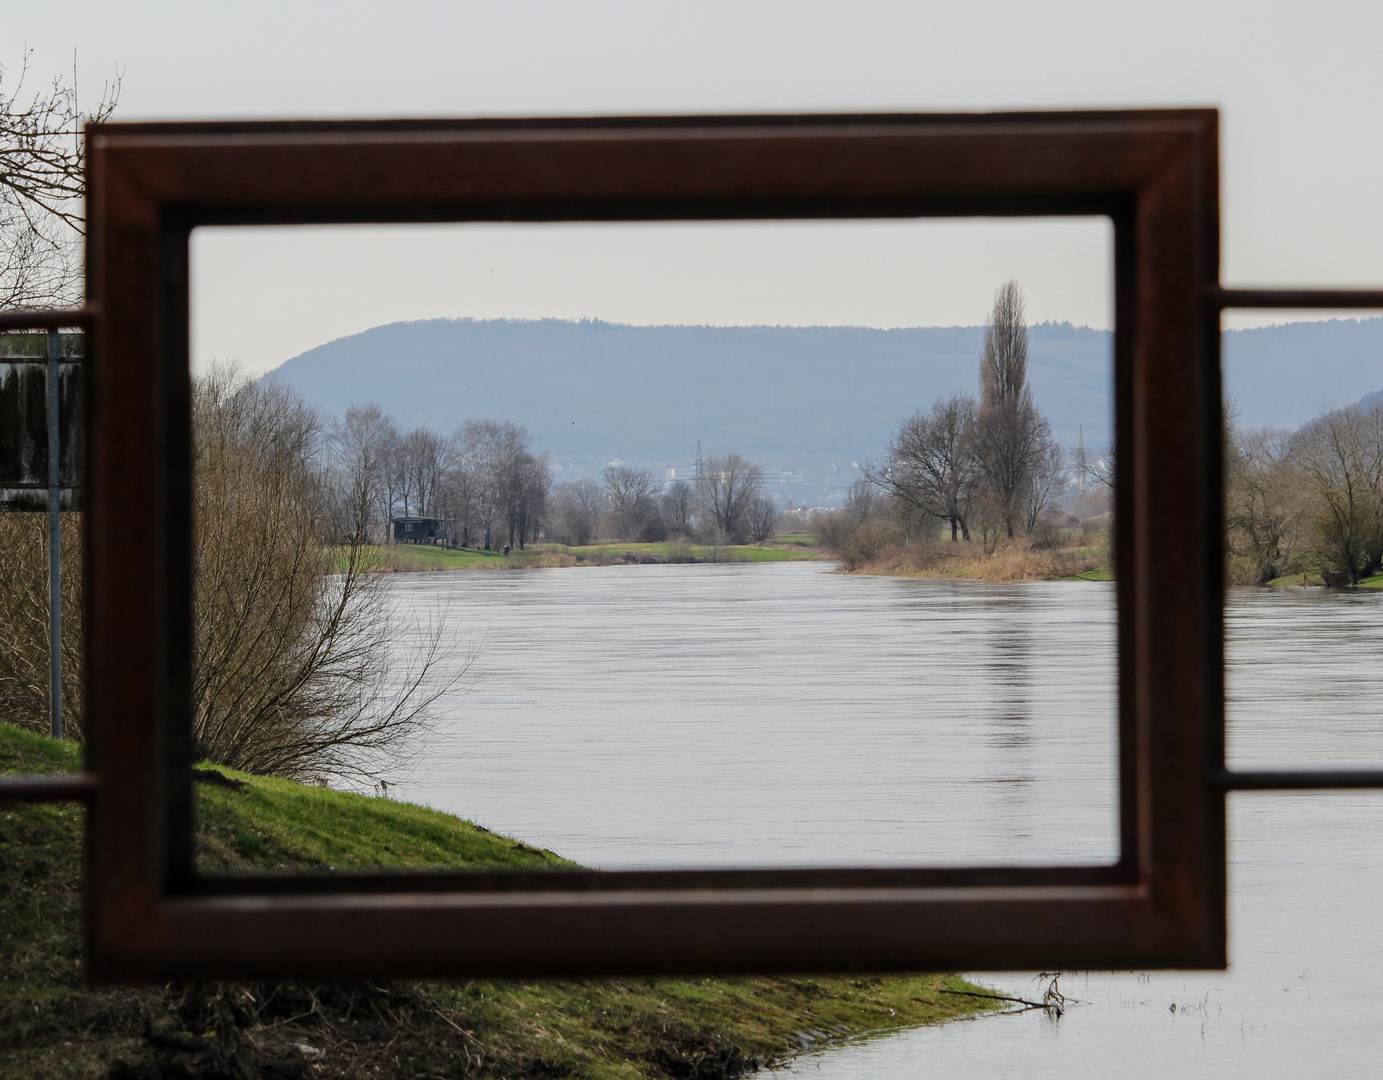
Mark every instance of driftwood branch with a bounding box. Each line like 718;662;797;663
939;988;1046;1009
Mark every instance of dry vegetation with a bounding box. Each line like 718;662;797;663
856;536;1107;582
0;512;83;736
0;368;463;783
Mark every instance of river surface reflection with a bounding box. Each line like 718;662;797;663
389;564;1383;1078
392;561;1118;867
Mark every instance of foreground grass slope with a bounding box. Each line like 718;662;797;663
1;723;994;1080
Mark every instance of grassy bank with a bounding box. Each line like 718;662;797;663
2;723;996;1080
361;537;825;573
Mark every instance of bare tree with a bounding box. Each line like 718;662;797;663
505;450;550;549
0;54;117;741
1225;420;1301;583
548;478;602;546
1;50;120;311
662;479;694;534
0;509;82;737
396;426;453;518
1073;427;1114;493
603;464;657;539
1022;439;1067;534
330;404;398;544
973;280;1053;538
1291;406;1383;585
193;367;460;781
874;395;979;541
696;452;764;543
746;493;778;543
979;280;1030;408
456;420;523;549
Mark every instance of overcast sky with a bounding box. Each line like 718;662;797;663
10;1;1383;374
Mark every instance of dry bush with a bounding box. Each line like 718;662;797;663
0;512;83;737
0;369;463;782
191;368;461;782
850;537;1105;582
832;519;904;571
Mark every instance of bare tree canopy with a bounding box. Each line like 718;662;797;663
0;50;120;310
973;281;1059;539
455;420;525;550
548;478;602;546
1073;427;1114;492
979;279;1030;410
1226;403;1383;585
875;395;980;541
746;493;778;543
397;426;454;518
1290;407;1383;585
603;464;657;539
330;404;398;545
193;368;460;781
662;479;694;534
696;452;765;543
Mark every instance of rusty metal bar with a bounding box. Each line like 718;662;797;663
0;307;96;331
0;773;97;802
1212;769;1383;790
46;328;63;740
1207;287;1383;309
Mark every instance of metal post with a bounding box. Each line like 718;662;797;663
46;328;62;740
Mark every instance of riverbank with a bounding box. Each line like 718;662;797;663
839;538;1109;583
1265;570;1383;589
1;723;995;1080
372;535;826;573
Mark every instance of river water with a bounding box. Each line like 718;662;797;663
388;563;1383;1079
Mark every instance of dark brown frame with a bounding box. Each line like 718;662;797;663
2;110;1244;981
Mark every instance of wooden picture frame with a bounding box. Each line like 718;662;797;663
71;110;1228;981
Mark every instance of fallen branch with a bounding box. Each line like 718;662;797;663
939;988;1045;1009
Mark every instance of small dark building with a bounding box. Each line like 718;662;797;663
392;516;445;545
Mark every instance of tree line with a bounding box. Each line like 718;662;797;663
547;453;776;547
333;404;779;550
332;407;550;551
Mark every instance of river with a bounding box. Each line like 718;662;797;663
387;562;1383;1079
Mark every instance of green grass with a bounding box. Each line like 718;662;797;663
551;540;818;563
1068;565;1114;581
349;538;826;573
195;764;575;873
1263;571;1383;588
1;723;997;1079
1266;571;1325;587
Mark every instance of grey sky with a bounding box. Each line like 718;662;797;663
11;1;1382;373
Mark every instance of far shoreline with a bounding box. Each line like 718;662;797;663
363;535;830;573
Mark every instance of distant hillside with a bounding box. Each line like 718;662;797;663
1222;316;1383;428
271;318;1112;500
268;315;1383;501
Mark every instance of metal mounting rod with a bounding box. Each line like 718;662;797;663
1206;287;1383;309
0;774;97;802
0;306;95;331
46;327;62;741
1211;769;1383;790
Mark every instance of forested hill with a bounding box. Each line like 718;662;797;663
268;315;1383;478
270;318;1111;477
